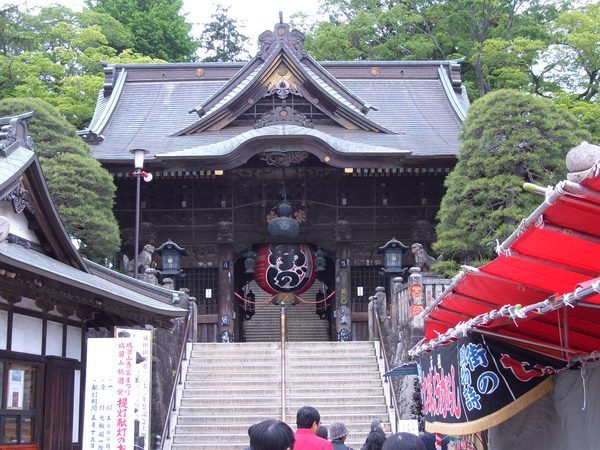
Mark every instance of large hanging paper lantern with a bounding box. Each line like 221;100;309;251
254;244;316;295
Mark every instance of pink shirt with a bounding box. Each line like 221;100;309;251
295;428;333;450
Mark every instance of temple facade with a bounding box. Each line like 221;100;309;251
83;21;468;342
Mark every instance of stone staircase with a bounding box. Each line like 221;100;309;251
285;341;390;449
243;283;330;342
170;341;391;450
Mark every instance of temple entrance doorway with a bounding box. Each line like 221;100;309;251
239;280;333;342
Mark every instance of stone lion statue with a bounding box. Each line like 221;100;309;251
411;243;437;272
123;244;155;276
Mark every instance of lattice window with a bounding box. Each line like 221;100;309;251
350;266;391;313
237;93;329;123
177;268;219;314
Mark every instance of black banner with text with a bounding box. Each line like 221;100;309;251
417;333;565;434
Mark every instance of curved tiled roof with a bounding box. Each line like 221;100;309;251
158;124;411;159
84;25;468;165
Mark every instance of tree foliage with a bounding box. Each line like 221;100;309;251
199;4;249;62
307;1;569;97
432;90;589;275
0;97;120;262
87;0;197;62
305;0;442;61
545;3;599;101
0;4;164;129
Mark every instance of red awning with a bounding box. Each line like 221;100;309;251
413;166;600;362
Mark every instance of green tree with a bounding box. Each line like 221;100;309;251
0;97;120;262
0;5;163;128
433;89;588;275
199;4;248;62
546;3;599;101
305;0;561;97
305;1;440;61
87;0;197;61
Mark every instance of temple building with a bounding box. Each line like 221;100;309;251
83;20;468;342
0;113;188;449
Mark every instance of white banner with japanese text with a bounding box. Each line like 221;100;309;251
82;331;152;450
115;327;153;450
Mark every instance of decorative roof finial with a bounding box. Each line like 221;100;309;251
279;11;283;24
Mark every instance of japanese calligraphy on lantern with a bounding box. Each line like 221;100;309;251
417;333;565;434
116;328;153;450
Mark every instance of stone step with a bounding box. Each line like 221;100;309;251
183;379;383;389
285;386;384;396
286;342;374;348
286;371;381;380
285;396;386;406
180;396;280;407
174;433;248;444
177;412;389;425
175;424;265;434
178;405;281;417
178;402;387;415
285;362;379;371
187;359;279;367
182;388;280;398
181;392;379;409
171;340;391;450
185;372;280;380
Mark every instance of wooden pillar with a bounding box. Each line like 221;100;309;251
217;221;234;342
335;220;352;341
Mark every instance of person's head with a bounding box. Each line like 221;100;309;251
382;433;427;450
296;406;321;431
363;430;386;450
316;425;328;440
329;421;349;442
370;420;385;433
249;419;295;450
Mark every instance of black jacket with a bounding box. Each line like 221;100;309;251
332;439;354;450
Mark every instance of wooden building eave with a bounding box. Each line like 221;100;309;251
160;125;411;170
0;240;186;318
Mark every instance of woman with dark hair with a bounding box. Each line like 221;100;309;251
381;433;426;450
250;419;295;450
360;430;386;450
360;420;386;450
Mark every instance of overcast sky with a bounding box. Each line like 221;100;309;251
6;0;322;54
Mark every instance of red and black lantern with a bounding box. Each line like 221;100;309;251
254;244;316;295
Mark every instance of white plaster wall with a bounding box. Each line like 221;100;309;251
0;201;40;243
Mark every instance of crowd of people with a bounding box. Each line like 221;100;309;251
244;406;440;450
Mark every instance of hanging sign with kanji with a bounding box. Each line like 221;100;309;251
115;328;153;450
417;333;565;435
82;338;135;450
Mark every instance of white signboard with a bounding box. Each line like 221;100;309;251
397;419;419;435
116;328;153;450
82;338;135;450
7;368;24;409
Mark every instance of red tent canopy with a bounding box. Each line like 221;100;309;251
413;167;600;362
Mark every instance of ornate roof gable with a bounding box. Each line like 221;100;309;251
176;21;392;135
